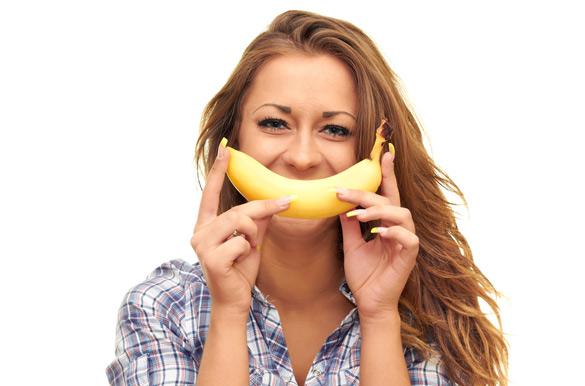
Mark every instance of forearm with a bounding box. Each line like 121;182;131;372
197;308;249;385
359;311;411;386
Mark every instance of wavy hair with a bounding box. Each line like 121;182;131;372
195;10;508;386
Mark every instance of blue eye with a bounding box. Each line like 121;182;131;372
257;118;288;130
323;125;351;137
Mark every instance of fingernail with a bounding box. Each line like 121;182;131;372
217;138;228;159
371;227;388;234
347;209;367;217
276;195;293;207
256;243;261;251
388;143;395;158
289;194;298;202
330;187;349;196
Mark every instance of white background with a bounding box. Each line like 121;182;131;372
1;1;583;385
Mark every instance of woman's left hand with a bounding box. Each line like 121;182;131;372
336;150;418;320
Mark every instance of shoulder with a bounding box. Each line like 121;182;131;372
123;259;205;301
117;259;208;324
108;260;206;384
404;345;455;386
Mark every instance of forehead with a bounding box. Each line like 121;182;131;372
243;53;358;113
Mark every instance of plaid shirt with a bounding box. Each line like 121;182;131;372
106;260;453;385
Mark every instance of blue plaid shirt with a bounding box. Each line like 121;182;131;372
106;260;453;385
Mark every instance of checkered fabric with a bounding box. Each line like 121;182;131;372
106;260;453;385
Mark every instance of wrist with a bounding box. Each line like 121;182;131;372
358;309;402;330
209;304;250;327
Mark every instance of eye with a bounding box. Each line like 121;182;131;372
257;117;289;131
322;125;351;137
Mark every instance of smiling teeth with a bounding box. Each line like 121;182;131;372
223;120;390;219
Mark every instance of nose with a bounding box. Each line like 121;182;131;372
282;130;322;174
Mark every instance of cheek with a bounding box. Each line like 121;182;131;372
238;128;283;166
328;143;357;173
254;143;283;166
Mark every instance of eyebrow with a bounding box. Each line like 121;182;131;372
253;103;357;121
322;111;357;121
253;103;291;114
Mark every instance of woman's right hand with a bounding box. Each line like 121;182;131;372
190;143;292;316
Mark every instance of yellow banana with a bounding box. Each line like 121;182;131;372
224;120;391;219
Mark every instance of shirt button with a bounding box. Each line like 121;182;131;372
312;369;322;377
282;375;291;383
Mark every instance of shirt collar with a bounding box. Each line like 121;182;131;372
250;278;357;306
339;278;357;305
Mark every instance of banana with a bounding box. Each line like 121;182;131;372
223;120;391;219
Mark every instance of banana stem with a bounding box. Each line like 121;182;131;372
370;119;391;162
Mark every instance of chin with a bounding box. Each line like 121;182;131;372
269;214;339;237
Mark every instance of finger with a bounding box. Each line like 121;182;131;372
197;210;260;252
216;211;260;247
339;212;366;252
346;205;415;232
333;186;390;210
191;210;257;260
209;235;252;270
232;195;294;221
380;150;400;207
234;196;295;253
371;226;418;283
371;225;419;255
197;141;230;225
192;196;293;263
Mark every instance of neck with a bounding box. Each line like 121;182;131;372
256;217;345;308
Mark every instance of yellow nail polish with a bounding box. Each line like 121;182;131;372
389;143;395;157
328;186;338;193
220;137;228;148
347;209;366;217
370;227;388;234
257;243;261;251
289;194;298;202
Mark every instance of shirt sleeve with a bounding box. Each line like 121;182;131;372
106;262;198;386
405;346;455;386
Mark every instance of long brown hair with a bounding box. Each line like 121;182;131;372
195;10;508;386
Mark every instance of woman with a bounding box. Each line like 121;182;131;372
107;10;508;386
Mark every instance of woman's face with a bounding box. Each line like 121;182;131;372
238;53;358;182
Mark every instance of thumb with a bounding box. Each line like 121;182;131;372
254;215;273;251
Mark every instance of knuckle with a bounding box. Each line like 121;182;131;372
398;207;412;222
210;158;224;173
190;233;201;250
232;235;251;253
264;199;273;212
193;242;206;262
222;210;239;225
410;233;420;246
